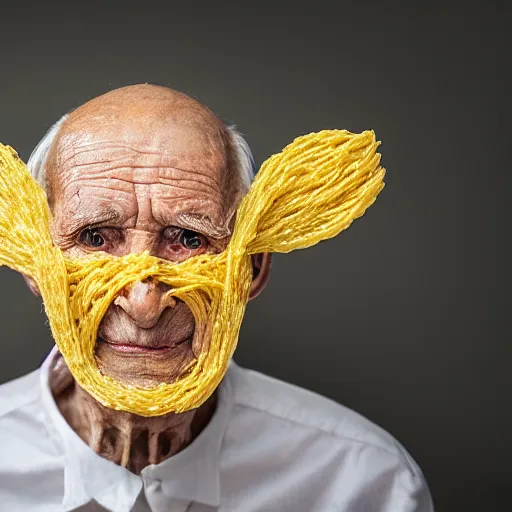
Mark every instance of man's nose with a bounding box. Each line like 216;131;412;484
113;279;176;329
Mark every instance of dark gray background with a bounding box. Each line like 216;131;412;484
0;2;508;511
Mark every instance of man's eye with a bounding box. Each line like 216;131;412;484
79;228;105;248
179;229;203;250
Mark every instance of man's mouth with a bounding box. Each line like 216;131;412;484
97;336;191;354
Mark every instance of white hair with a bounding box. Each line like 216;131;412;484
226;125;256;190
26;114;69;190
27;114;256;194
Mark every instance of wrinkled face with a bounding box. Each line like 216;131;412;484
2;111;383;414
47;107;234;387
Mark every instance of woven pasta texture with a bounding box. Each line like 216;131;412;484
0;129;385;416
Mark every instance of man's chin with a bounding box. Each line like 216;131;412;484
94;337;195;388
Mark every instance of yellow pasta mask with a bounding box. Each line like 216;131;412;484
0;129;385;416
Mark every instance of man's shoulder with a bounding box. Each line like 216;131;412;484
228;362;417;469
226;363;433;511
0;369;51;469
0;369;41;418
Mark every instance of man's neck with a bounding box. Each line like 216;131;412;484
49;352;217;475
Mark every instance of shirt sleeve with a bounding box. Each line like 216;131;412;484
401;473;435;512
334;456;435;512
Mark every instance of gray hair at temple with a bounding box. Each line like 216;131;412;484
27;114;256;195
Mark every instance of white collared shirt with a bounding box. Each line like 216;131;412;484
0;348;433;511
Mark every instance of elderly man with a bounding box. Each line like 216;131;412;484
0;85;433;511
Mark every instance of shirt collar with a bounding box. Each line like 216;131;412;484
40;347;233;511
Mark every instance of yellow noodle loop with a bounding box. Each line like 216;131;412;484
0;130;385;416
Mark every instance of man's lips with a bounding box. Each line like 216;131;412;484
98;336;191;354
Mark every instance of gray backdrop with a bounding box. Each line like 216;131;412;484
0;2;507;511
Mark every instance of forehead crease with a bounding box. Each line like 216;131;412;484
55;146;153;179
56;140;222;168
56;164;225;198
53;140;227;185
158;171;223;195
57;115;227;155
59;176;135;200
57;138;157;161
56;182;134;224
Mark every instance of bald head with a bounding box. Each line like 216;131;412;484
29;84;254;211
53;85;227;164
64;84;220;129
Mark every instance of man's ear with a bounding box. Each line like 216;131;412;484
22;274;41;297
249;253;272;300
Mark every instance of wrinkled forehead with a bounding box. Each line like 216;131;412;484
46;105;230;196
53;115;228;171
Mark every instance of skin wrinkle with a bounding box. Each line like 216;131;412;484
58;178;224;232
60;164;223;195
93;176;222;195
38;84;272;474
58;141;225;189
58;141;168;162
60;172;222;199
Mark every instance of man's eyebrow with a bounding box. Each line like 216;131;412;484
63;206;122;233
176;212;231;239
